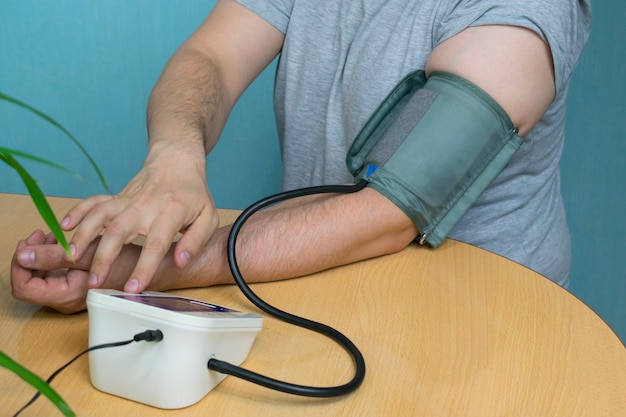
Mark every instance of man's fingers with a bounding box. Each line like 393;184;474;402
121;211;187;293
16;242;90;270
44;232;58;245
16;230;68;270
61;194;113;231
66;196;124;261
173;209;220;268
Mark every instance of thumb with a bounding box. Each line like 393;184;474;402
18;242;93;271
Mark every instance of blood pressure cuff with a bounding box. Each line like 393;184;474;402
346;70;523;247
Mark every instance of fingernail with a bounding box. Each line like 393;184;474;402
179;251;191;268
125;278;139;293
88;274;98;287
70;244;77;258
18;249;35;265
61;216;71;228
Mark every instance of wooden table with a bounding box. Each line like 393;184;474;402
1;193;625;416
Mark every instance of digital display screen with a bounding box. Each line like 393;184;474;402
114;294;239;313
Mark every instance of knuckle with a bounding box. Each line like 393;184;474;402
89;199;116;218
102;217;136;239
102;221;125;238
83;195;114;214
10;284;23;300
142;237;169;255
91;251;115;275
161;200;187;218
11;283;33;305
90;256;110;274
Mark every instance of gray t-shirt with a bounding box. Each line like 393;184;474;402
235;0;592;286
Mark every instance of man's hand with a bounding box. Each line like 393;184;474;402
61;143;218;294
11;230;141;314
57;0;284;295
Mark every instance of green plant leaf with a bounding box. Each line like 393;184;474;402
0;92;110;192
0;351;75;417
0;146;82;179
0;151;74;261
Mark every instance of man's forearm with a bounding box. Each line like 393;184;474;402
150;187;419;291
147;47;232;157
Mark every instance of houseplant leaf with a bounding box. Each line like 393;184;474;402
0;146;81;179
0;151;74;261
0;92;109;192
1;92;109;415
0;351;75;417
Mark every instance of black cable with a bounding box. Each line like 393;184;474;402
208;180;368;397
13;329;163;417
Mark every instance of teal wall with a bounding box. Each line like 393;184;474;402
1;2;624;342
561;3;626;344
0;0;281;209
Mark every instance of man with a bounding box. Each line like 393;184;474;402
12;0;592;313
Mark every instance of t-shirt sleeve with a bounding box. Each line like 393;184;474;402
235;0;295;34
435;0;592;93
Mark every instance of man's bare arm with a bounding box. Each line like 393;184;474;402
160;25;557;289
12;25;556;313
426;25;555;136
58;0;285;293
